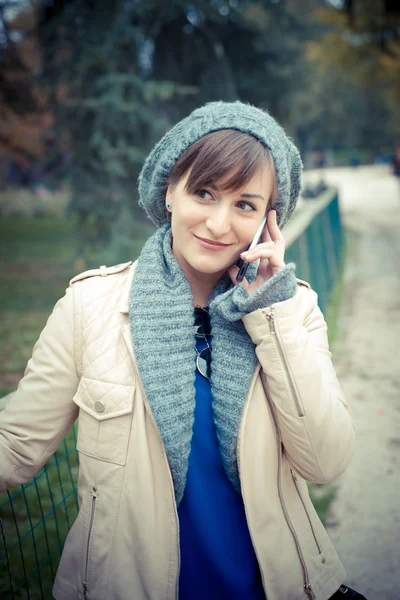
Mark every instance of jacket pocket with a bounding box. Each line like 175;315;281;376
73;376;134;465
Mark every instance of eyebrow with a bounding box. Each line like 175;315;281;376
240;193;265;201
208;185;266;202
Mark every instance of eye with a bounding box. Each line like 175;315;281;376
196;189;213;200
236;200;256;212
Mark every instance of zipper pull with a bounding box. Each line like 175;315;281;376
304;583;315;599
83;582;88;600
266;311;276;334
290;468;297;482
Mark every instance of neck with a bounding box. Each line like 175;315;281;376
171;243;225;307
184;264;224;307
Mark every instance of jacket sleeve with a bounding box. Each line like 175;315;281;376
0;286;79;492
242;284;356;483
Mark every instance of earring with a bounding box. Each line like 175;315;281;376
166;203;172;212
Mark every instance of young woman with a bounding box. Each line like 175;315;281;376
0;101;361;600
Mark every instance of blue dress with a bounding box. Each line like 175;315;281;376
177;308;266;599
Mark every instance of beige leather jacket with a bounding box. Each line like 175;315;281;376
0;261;355;600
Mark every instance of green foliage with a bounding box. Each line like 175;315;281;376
3;0;396;259
303;0;400;143
37;0;197;254
31;0;315;254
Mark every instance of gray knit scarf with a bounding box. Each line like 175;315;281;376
129;223;260;507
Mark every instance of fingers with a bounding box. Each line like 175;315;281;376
240;241;275;262
240;240;285;272
262;219;272;243
266;209;283;242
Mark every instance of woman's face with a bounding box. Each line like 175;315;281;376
166;163;274;279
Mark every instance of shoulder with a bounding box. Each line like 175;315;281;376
69;261;133;287
295;277;311;290
294;277;315;305
68;260;137;314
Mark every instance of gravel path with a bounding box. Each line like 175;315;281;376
306;166;400;599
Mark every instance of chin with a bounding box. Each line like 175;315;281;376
187;256;233;275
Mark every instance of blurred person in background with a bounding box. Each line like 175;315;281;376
0;101;365;600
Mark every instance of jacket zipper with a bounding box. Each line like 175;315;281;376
129;345;181;600
83;487;97;600
290;468;322;555
266;310;304;418
260;369;315;600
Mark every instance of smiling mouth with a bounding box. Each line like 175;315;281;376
194;234;231;247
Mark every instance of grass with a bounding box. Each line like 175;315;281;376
0;217;78;313
0;209;347;597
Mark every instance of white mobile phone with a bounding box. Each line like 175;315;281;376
235;215;268;282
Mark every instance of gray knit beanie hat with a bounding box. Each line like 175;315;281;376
138;100;303;229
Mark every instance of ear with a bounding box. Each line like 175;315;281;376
166;184;174;207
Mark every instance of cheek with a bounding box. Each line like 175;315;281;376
235;221;258;247
173;203;204;230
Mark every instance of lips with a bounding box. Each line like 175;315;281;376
193;234;232;252
193;234;231;247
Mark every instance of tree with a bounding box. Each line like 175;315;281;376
305;0;400;139
147;0;305;125
33;0;195;257
0;1;54;185
3;0;397;259
29;0;312;257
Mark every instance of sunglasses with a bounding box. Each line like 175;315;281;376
194;307;212;380
196;346;211;380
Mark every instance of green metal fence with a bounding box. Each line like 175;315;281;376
284;188;343;313
0;428;79;599
0;188;343;599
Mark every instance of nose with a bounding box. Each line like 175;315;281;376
205;206;231;238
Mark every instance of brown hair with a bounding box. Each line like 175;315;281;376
168;129;277;209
